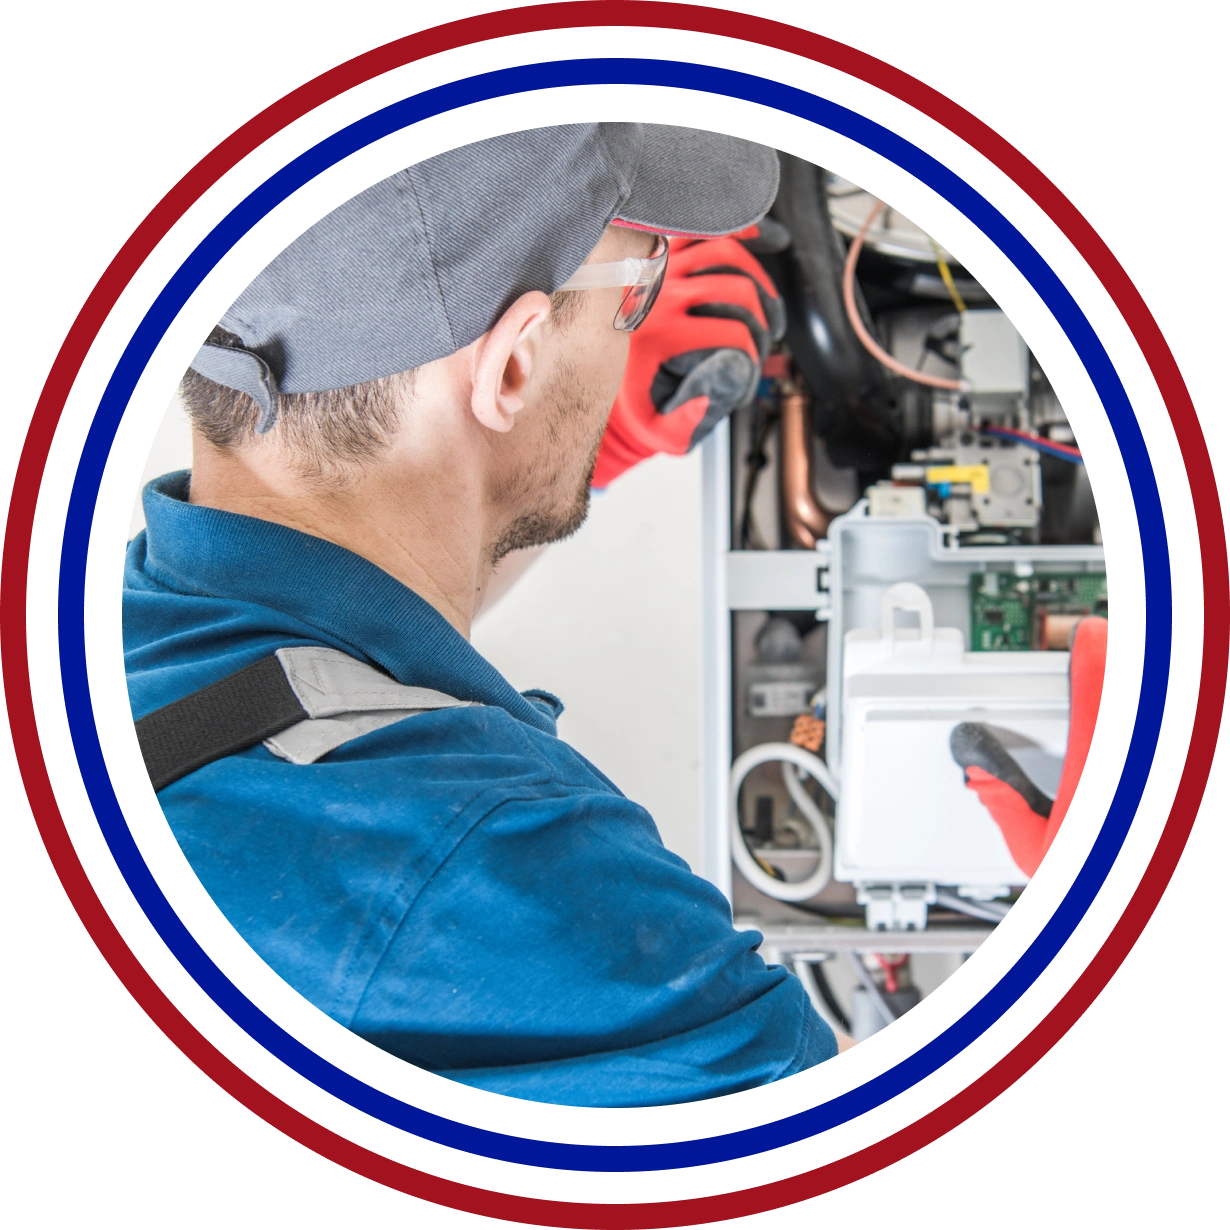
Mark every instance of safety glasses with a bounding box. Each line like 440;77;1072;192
556;234;669;331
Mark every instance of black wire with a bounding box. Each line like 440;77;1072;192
787;900;998;934
809;961;852;1034
787;900;866;920
740;403;779;549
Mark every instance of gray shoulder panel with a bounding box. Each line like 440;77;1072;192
265;646;474;765
275;645;470;716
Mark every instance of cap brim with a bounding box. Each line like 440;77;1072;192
613;127;780;238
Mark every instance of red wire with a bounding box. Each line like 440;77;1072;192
873;954;909;994
984;425;1083;458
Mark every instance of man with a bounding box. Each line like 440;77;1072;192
125;124;850;1109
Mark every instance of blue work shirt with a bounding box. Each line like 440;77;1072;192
124;472;836;1106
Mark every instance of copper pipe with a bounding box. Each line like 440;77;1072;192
779;389;833;548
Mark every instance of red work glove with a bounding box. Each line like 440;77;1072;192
949;617;1108;877
591;222;788;488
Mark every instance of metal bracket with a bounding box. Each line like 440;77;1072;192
726;546;833;615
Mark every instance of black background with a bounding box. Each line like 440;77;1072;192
16;7;1210;1220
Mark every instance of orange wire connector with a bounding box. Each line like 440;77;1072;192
790;713;825;753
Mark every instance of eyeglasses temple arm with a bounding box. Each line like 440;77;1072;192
557;254;660;292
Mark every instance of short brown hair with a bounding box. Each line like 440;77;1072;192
180;290;586;479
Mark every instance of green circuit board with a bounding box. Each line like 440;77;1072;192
970;571;1107;651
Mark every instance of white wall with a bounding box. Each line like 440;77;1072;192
130;397;192;539
472;453;703;870
133;401;705;869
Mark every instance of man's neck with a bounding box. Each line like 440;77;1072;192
188;437;492;638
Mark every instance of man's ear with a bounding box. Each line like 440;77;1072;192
470;291;553;433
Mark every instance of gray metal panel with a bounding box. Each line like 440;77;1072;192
725;547;832;611
742;920;993;955
699;423;733;899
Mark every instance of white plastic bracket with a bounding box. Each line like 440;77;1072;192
857;882;938;931
880;581;935;648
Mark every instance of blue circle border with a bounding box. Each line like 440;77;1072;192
57;59;1169;1172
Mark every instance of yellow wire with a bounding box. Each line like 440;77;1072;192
754;853;782;879
927;235;967;314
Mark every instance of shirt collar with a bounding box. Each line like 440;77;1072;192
141;472;560;735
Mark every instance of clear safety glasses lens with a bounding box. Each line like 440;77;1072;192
613;237;669;332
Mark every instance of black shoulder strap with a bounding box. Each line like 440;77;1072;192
135;655;306;792
134;647;471;792
124;649;469;792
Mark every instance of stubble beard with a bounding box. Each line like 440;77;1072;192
488;360;609;567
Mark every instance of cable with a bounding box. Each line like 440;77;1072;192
873;953;909;994
808;961;852;1034
934;890;1010;924
979;424;1084;464
842;200;965;391
788;902;866;922
730;743;836;902
846;950;896;1027
790;901;996;926
782;758;828;832
740;404;778;549
926;234;967;314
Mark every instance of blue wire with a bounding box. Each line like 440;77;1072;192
981;427;1085;464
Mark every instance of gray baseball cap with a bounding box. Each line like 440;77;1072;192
189;123;779;431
